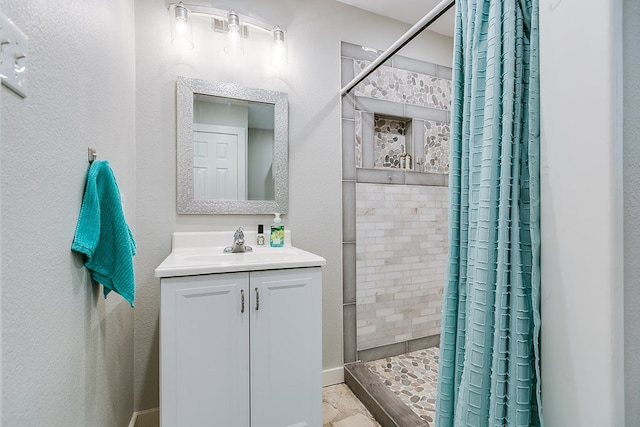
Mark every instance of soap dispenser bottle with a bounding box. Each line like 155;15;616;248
257;224;265;246
270;213;284;247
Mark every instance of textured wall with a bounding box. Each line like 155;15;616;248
0;1;136;425
540;0;624;425
624;0;640;423
133;0;453;411
356;183;447;350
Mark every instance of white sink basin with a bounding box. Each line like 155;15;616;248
155;231;326;278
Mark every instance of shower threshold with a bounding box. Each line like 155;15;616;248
344;347;439;427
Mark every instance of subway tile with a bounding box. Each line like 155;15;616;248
443;109;452;123
395;333;412;342
358;325;377;335
405;171;447;186
436;64;453;80
386;313;404;322
361;112;375;169
341;57;355;86
342;180;356;243
343;242;356;304
412;316;429;325
341;41;384;62
343;303;357;363
411;119;425;164
342;119;356;181
341;94;355;120
355;96;404;116
404;103;449;122
354;181;449;350
356;168;405;185
358;341;407;362
407;335;441;353
392;55;438;76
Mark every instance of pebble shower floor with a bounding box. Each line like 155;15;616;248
365;347;440;425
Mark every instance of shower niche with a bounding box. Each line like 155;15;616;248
341;41;453;364
357;112;450;174
373;114;410;169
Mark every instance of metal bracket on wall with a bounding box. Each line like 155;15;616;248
0;11;28;98
88;147;97;164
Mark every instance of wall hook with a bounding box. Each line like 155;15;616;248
88;146;97;164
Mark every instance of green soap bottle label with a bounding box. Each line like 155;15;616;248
270;226;284;247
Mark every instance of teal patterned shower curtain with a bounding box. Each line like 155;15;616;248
435;0;542;426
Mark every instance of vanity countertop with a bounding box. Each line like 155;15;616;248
155;230;326;278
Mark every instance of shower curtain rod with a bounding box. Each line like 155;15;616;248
339;0;455;96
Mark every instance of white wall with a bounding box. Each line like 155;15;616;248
0;41;3;424
133;0;453;411
0;0;136;425
540;0;624;425
247;128;274;201
623;0;640;424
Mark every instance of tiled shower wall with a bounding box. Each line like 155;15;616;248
341;41;452;362
353;58;452;174
356;183;448;350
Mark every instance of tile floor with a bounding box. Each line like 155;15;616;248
323;383;381;427
366;347;440;424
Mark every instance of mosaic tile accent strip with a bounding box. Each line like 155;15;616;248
373;117;407;169
354;60;452;111
355;110;363;168
365;347;440;425
423;120;450;174
356;183;448;350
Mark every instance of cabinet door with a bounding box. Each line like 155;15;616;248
250;268;322;427
161;273;250;427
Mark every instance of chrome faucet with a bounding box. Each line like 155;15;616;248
224;227;253;253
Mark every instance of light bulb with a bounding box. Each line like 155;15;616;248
176;20;188;36
270;27;287;68
224;11;244;56
171;2;193;49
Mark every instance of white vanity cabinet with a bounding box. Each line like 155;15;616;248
160;267;322;427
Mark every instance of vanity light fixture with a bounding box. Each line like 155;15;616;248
168;3;287;67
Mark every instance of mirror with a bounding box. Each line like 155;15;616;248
177;76;289;214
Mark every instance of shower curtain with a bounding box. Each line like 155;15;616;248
435;0;542;426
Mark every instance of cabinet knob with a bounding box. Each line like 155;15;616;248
241;290;245;313
255;287;260;311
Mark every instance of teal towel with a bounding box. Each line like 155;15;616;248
72;160;136;307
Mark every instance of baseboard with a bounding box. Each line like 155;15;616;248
128;408;159;427
322;366;344;386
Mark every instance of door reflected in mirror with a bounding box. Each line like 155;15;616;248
193;94;275;201
176;77;288;215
